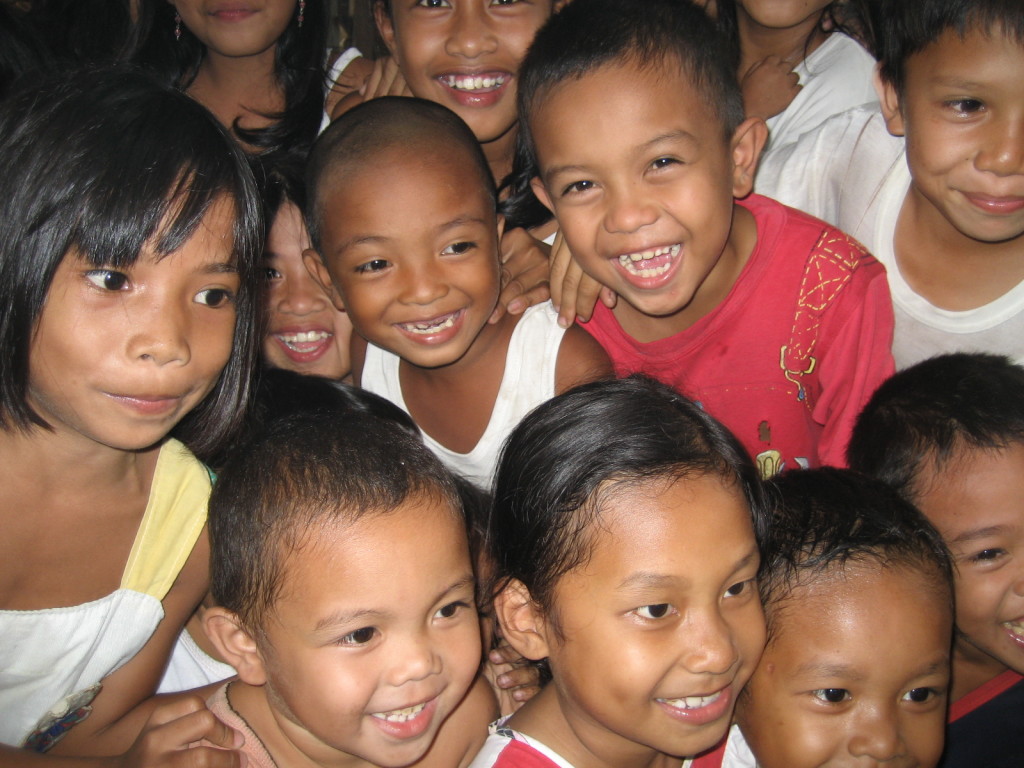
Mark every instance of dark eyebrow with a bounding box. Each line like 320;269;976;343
543;129;699;183
950;525;1011;545
617;548;758;591
201;262;238;275
438;215;489;233
792;661;865;681
312;573;476;633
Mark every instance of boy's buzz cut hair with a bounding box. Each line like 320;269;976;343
847;353;1024;504
304;96;496;254
877;0;1024;94
761;467;953;642
517;0;745;167
208;409;462;632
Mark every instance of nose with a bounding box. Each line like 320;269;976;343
397;262;449;307
603;186;659;235
386;631;443;687
276;268;329;316
444;7;499;59
974;115;1024;176
129;297;191;366
682;609;740;676
847;704;905;763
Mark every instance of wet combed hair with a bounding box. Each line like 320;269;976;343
209;408;463;631
847;353;1024;504
0;67;262;461
488;375;767;613
761;468;953;642
305;96;496;253
877;0;1024;94
503;0;744;230
126;0;328;160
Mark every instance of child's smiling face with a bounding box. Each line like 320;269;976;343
737;561;951;768
254;493;481;767
882;26;1024;248
317;142;501;371
914;443;1024;684
517;474;765;763
529;57;762;336
376;0;555;148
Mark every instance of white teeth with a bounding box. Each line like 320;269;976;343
442;74;507;91
617;244;681;277
1003;620;1024;634
371;702;427;722
277;330;331;351
401;314;456;335
658;690;722;710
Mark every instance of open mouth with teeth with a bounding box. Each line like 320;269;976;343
1003;619;1024;640
274;329;333;352
397;310;461;337
617;244;681;279
440;73;508;93
657;690;722;710
371;702;427;724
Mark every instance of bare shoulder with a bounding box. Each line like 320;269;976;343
415;675;496;768
555;324;612;394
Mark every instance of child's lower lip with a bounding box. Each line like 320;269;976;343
211;9;256;22
369;697;439;740
109;394;183;416
656;686;733;726
964;193;1024;214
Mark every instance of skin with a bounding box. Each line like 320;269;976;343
881;27;1024;311
375;0;557;183
0;202;243;765
171;0;298;145
737;562;952;768
263;201;353;380
205;494;486;768
498;475;766;768
913;444;1024;702
312;139;609;453
530;56;766;343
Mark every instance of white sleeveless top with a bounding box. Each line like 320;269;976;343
361;303;565;489
0;440;210;748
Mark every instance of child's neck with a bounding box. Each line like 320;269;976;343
399;311;520;455
482;129;517;188
736;11;829;74
507;685;682;768
612;203;757;343
951;638;1014;702
895;188;1024;310
188;47;283;146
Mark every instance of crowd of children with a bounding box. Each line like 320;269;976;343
0;0;1022;767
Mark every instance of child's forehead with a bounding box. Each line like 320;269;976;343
914;442;1024;528
908;23;1024;73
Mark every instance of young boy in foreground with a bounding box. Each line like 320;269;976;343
518;0;894;473
849;353;1024;767
199;411;494;768
759;0;1024;369
690;468;954;768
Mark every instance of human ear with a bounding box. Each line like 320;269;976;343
374;1;398;57
303;249;346;312
878;74;906;137
203;608;267;686
530;177;556;216
493;579;552;662
729;117;768;198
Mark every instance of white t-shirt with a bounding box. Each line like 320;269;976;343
758;105;1024;369
762;32;878;156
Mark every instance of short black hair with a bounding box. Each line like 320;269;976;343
305;96;496;253
761;468;953;642
209;408;463;631
848;353;1024;504
488;374;767;613
877;0;1024;94
504;0;744;230
0;67;262;462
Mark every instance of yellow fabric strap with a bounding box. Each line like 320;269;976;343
120;439;211;599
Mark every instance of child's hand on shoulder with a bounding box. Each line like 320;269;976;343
330;56;412;122
485;642;542;716
549;231;616;329
741;55;801;121
117;697;244;768
490;227;553;323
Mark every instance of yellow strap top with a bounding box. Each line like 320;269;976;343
119;439;211;600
